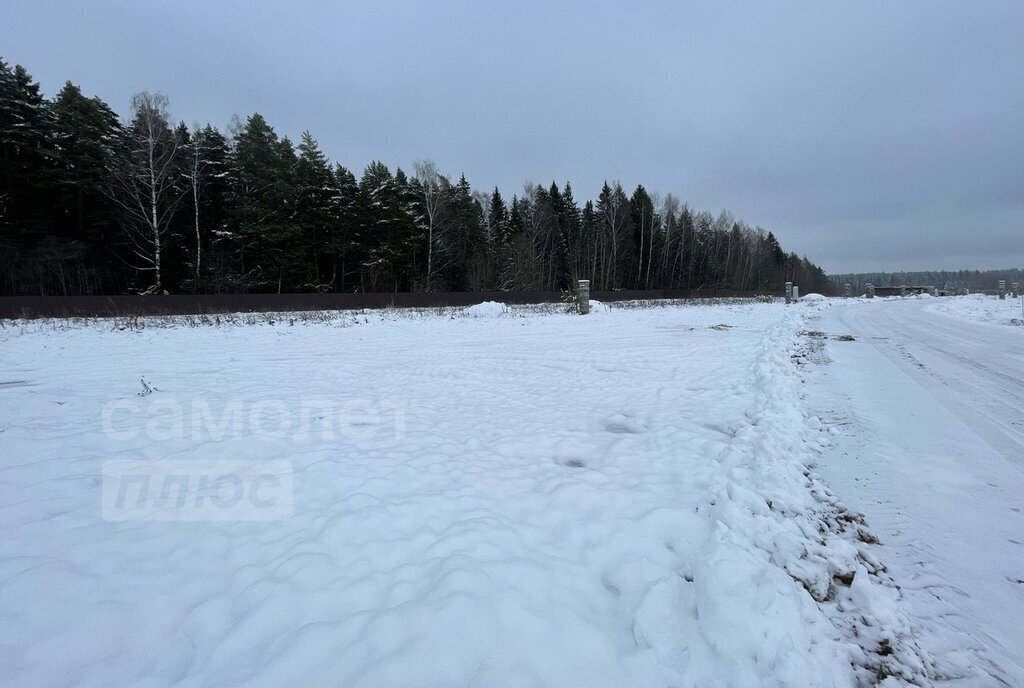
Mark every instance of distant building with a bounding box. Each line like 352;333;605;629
872;285;939;297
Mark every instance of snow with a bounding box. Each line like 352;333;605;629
921;292;1024;327
0;302;941;686
801;293;828;302
806;298;1024;686
461;300;508;317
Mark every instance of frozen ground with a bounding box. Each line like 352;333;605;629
921;293;1024;328
805;296;1024;686
0;299;993;687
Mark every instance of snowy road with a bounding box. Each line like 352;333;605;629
809;298;1024;686
842;299;1023;462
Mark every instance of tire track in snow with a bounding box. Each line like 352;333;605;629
808;299;1023;686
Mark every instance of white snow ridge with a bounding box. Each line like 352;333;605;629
461;300;509;318
0;301;993;687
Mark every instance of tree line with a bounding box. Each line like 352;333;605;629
1;59;832;296
831;269;1022;295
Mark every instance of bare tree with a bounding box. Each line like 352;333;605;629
106;93;184;293
414;160;455;291
473;189;491;232
660;193;680;285
644;191;658;288
601;182;630;289
184;125;206;290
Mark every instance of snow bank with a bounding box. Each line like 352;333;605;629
0;302;929;686
923;293;1024;326
801;292;828;301
461;300;507;317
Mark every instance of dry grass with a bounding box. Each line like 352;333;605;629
0;296;777;335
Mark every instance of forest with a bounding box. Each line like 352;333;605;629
1;59;832;297
830;269;1023;295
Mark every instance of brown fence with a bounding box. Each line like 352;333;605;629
0;289;764;319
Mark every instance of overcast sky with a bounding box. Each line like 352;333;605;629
3;1;1021;274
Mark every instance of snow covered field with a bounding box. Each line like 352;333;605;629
0;298;997;687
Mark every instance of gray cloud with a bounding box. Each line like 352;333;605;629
3;0;1021;273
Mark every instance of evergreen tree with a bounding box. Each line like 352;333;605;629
333;164;366;291
226;113;297;292
358;161;417;291
391;167;422;290
580;200;599;287
359;160;396;291
487;187;508;244
181;124;229;292
445;174;487;290
0;61;59;293
51;81;120;246
501;195;540;289
560;182;583;283
0;54;838;297
630;185;655;289
33;81;121;294
294;131;338;290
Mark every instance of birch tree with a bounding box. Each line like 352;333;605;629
183;126;205;290
106;92;183;293
413;159;450;291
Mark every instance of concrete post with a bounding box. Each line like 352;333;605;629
578;279;590;315
844;283;851;298
999;280;1006;300
785;281;793;304
899;285;908;297
792;285;799;300
866;283;875;298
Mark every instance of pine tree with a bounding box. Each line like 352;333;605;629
359;160;397;291
0;61;60;294
294;132;338;290
226;113;297;292
357;161;418;291
502;195;539;289
487;187;509;245
560;181;582;284
0;55;839;297
391;167;422;290
446;174;487;290
50;81;121;246
20;80;121;295
539;182;566;289
333;164;366;291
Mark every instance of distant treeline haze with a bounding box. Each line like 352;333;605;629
831;269;1023;295
1;59;832;296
